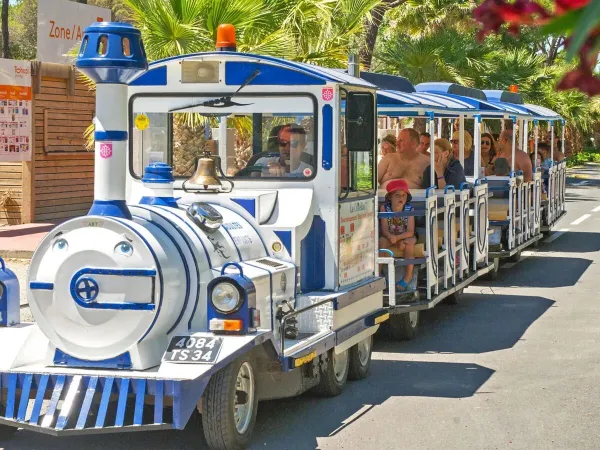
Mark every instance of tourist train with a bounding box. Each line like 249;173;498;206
0;22;566;450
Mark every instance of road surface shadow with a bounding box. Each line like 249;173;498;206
4;360;494;450
375;294;553;355
565;192;600;202
494;256;592;286
538;231;600;254
252;360;494;449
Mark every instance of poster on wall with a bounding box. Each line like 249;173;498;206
0;60;32;162
339;198;376;286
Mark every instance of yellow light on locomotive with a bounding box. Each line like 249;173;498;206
272;241;283;253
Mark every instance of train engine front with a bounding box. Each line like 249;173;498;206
25;23;285;370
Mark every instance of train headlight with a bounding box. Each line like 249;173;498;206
211;282;242;314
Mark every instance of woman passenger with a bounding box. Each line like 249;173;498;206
422;138;466;189
481;132;497;172
451;130;474;176
381;134;397;156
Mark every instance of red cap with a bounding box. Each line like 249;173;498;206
386;178;412;202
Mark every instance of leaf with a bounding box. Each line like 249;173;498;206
565;0;600;60
540;8;582;35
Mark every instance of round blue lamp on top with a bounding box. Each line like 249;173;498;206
76;22;148;84
75;23;149;220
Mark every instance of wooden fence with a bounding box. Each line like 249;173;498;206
0;62;95;225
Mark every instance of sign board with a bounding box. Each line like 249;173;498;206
0;60;32;162
339;198;376;286
37;0;111;64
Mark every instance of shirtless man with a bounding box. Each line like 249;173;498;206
378;128;431;189
491;129;533;182
418;132;431;156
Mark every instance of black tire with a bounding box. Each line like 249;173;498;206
201;356;258;450
388;311;419;340
348;335;373;381
444;288;463;305
314;348;349;397
510;250;522;263
0;424;16;441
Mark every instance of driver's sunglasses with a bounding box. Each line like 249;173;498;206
481;140;491;145
279;139;300;148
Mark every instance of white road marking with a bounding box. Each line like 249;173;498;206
544;229;569;243
571;214;591;225
592;205;600;212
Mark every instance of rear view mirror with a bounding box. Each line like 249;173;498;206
346;92;375;152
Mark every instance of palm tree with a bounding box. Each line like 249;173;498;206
2;0;10;58
373;28;491;86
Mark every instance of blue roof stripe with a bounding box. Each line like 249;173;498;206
142;51;375;88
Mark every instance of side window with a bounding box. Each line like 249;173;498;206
340;91;376;197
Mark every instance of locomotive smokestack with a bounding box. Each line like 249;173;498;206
76;22;148;219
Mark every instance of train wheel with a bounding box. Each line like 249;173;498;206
510;250;522;263
314;348;349;397
348;335;373;381
444;288;464;305
202;356;258;450
388;311;419;340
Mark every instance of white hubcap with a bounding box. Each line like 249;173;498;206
357;336;372;366
234;362;254;434
333;350;349;383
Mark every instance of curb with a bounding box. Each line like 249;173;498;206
1;250;33;259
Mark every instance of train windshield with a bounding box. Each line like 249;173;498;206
129;94;317;180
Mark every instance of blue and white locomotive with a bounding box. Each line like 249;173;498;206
0;23;388;449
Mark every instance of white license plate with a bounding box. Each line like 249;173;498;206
163;336;223;364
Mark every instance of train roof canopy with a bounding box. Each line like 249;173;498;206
377;90;476;116
415;83;531;117
359;72;416;92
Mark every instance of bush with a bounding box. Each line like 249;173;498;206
566;151;600;168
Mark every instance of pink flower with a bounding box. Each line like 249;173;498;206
474;0;551;40
555;0;590;13
557;65;600;96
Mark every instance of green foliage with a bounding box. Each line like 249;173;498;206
374;0;600;151
566;150;600;168
125;0;380;66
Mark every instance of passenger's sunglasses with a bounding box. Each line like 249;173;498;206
450;139;459;144
481;140;491;145
279;139;300;149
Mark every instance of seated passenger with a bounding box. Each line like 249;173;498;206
495;129;533;182
481;132;497;172
421;138;466;189
378;128;430;189
255;125;313;178
379;179;417;291
419;132;431;156
451;130;474;177
381;134;396;156
554;139;566;162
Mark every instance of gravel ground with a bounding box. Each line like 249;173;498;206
3;257;33;322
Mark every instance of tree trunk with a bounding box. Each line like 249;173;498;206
2;0;9;59
359;0;407;71
360;5;387;71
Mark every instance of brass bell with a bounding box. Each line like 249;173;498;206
187;154;222;190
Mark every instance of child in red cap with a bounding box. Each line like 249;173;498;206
380;178;417;290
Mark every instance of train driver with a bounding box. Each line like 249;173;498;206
257;125;314;178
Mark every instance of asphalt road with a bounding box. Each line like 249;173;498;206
5;164;600;450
